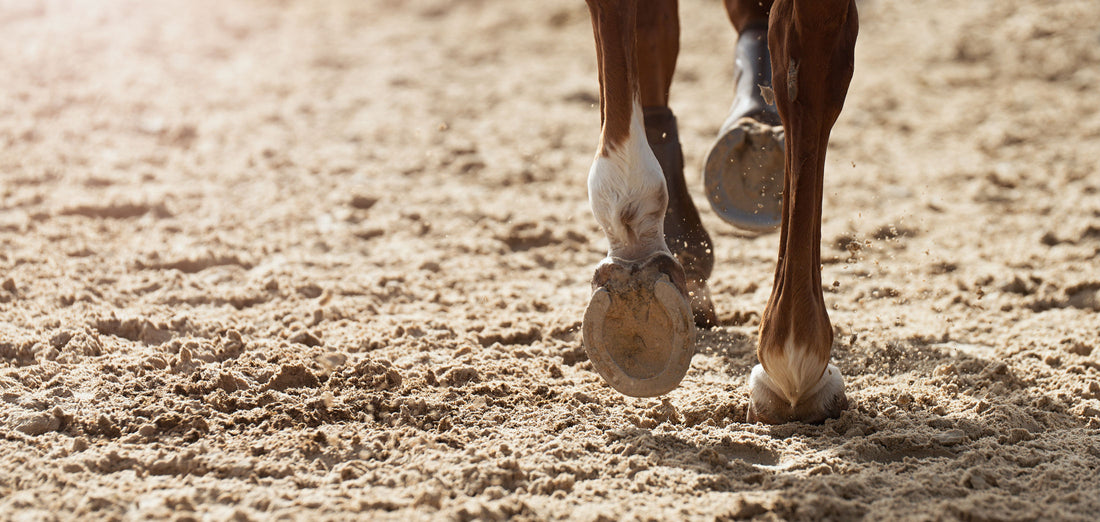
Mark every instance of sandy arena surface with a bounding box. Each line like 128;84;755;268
2;0;1100;520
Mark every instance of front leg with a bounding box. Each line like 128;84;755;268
582;0;695;397
749;0;857;423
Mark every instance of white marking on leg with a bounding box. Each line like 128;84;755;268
761;324;829;407
588;100;670;261
750;362;844;414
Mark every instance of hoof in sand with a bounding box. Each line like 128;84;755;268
583;254;696;397
704;118;785;232
747;363;848;424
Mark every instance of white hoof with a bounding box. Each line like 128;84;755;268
748;363;847;424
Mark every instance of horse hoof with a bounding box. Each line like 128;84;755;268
704;118;785;232
747;363;847;424
582;253;696;397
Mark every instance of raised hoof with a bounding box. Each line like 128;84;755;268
583;253;696;397
747;364;847;424
704;118;785;232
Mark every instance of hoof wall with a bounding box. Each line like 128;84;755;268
582;255;696;397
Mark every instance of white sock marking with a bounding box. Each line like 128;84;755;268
588;100;670;261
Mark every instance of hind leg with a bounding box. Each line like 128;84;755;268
637;0;716;327
704;0;786;232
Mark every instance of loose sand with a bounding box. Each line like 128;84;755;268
2;0;1099;520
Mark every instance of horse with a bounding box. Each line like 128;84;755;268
580;0;857;424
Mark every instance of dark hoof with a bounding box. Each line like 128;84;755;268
583;253;696;397
704;118;785;232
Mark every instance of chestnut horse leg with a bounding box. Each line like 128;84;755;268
748;0;858;423
581;0;696;398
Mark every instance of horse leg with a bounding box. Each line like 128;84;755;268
704;0;786;232
748;0;858;423
582;0;696;397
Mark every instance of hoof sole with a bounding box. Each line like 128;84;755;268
704;118;785;232
582;255;695;397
